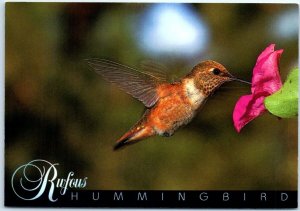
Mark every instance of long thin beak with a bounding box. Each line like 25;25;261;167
232;77;251;85
227;73;251;85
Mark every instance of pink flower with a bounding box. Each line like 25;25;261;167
233;44;283;132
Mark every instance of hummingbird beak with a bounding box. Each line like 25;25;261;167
228;73;251;85
232;77;252;85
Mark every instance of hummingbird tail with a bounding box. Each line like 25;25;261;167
113;125;154;151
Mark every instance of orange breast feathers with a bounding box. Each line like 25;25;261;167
147;83;194;134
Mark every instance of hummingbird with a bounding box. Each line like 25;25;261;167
87;59;250;150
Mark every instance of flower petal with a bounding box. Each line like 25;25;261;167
252;47;283;94
233;44;283;132
233;95;266;132
255;44;275;65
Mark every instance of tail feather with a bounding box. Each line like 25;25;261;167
113;126;154;150
113;130;135;150
113;138;131;150
113;137;135;150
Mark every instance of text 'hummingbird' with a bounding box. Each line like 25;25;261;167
87;59;250;150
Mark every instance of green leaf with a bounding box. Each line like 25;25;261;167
264;68;298;118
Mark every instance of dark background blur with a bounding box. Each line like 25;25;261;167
5;3;298;190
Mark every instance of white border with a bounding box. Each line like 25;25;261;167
0;1;299;211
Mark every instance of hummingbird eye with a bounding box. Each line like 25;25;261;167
212;68;221;75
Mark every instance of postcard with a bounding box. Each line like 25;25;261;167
5;2;298;208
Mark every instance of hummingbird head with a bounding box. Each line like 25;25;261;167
187;60;248;96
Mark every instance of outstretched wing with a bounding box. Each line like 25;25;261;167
86;59;167;108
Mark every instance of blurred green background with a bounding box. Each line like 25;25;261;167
5;3;298;190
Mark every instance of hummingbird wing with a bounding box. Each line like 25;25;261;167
139;60;168;81
86;59;167;108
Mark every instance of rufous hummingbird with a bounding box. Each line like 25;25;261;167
87;59;250;150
